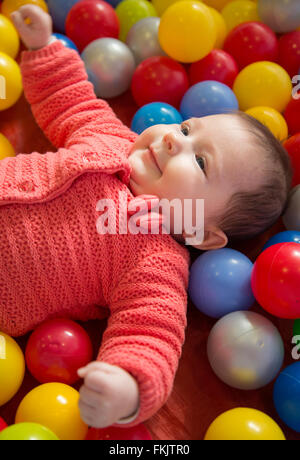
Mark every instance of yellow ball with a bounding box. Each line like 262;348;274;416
202;0;235;10
245;106;289;142
0;332;25;406
209;7;227;49
0;14;19;59
158;1;216;63
1;0;48;19
0;51;23;111
221;0;259;32
204;408;286;440
0;133;15;159
15;383;88;441
233;61;292;113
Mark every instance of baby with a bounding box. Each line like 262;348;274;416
3;5;292;430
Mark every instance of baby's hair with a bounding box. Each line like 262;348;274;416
216;110;293;244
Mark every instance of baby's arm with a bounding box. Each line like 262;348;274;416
11;5;137;151
77;249;189;428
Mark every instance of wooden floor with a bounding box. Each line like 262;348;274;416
0;72;298;440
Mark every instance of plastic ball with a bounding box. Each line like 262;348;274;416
188;249;255;319
115;0;157;42
251;242;300;319
0;51;23;111
245;106;288;142
0;14;19;59
233;61;292;112
0;417;7;432
284;97;300;136
52;33;78;52
207;311;284;390
65;0;119;53
278;31;300;79
1;0;48;18
180;81;239;119
0;423;60;440
158;1;216;63
81;38;136;99
262;231;300;252
25;318;93;385
0;332;25;406
202;0;242;12
126;17;166;66
151;0;182;16
0;133;15;159
86;424;152;440
189;50;239;89
46;0;80;33
221;0;259;33
204;408;286;440
283;185;300;231
208;7;227;49
273;362;300;433
284;134;300;187
131;102;183;135
131;56;189;109
257;0;300;34
15;383;88;441
223;22;278;70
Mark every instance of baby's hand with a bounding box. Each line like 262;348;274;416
77;361;140;428
10;4;52;50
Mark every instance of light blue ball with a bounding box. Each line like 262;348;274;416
131;103;183;134
258;0;300;33
180;81;239;120
273;362;300;432
47;0;81;33
262;230;300;252
188;248;255;319
52;33;79;52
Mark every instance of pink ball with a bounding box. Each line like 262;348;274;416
25;318;93;384
65;0;120;53
224;21;278;70
189;49;239;89
131;56;189;109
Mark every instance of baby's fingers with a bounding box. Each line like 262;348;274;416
10;11;28;33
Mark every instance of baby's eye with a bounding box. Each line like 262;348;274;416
196;155;206;172
181;124;190;136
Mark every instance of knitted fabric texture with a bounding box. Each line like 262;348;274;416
0;41;190;427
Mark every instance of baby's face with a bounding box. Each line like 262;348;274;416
128;114;263;236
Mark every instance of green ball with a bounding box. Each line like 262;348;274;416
293;319;300;338
116;0;158;42
0;423;59;440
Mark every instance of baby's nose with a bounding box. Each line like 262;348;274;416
163;132;179;155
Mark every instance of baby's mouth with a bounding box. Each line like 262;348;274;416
149;146;162;173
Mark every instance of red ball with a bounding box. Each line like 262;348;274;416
25;318;93;384
85;424;152;440
278;31;300;79
251;243;300;319
0;417;7;432
65;0;119;53
223;21;278;70
189;49;239;88
284;97;300;136
131;56;189;109
284;133;300;187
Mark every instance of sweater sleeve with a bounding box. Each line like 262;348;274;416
20;40;137;150
97;251;189;428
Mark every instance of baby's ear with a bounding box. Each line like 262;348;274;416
183;227;228;250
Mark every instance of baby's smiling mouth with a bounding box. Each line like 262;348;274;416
149;146;162;173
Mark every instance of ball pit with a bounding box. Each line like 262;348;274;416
0;13;19;59
273;363;300;433
284;134;300;187
1;0;48;19
0;133;15;159
0;332;25;407
284;97;300;135
221;0;260;33
257;0;300;34
0;422;59;440
116;0;157;42
245;106;288;141
131;102;183;135
189;49;239;88
0;51;23;111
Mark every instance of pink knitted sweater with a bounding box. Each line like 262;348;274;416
0;41;190;427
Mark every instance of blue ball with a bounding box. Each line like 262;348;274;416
188;248;255;319
105;0;123;6
273;362;300;432
131;103;183;134
47;0;81;33
180;80;239;120
52;33;79;52
262;230;300;252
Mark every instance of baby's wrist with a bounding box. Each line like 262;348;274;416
29;36;56;51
